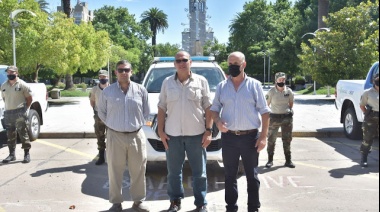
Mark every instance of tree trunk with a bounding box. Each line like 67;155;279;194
62;0;71;18
318;0;329;28
62;0;74;90
32;63;41;83
64;73;74;90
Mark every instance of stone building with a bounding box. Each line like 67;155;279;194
57;0;94;24
182;0;214;56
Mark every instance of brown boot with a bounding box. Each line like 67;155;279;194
22;149;30;163
265;155;274;168
284;154;295;168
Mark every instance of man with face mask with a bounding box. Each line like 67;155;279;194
359;73;379;167
210;51;270;212
265;72;295;169
89;70;110;165
1;66;32;164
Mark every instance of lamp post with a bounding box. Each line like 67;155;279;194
267;51;271;88
301;28;330;95
107;45;114;83
10;9;36;66
263;52;266;88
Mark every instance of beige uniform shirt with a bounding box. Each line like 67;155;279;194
1;79;31;110
90;85;104;112
266;86;294;114
360;87;379;112
158;72;212;136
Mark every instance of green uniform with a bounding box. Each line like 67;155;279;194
1;79;31;150
359;87;379;154
90;85;107;150
265;86;294;155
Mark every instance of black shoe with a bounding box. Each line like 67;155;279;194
167;200;181;212
22;152;30;163
284;160;295;168
226;209;238;212
95;154;105;165
2;154;16;163
226;205;238;212
248;209;259;212
109;203;122;212
196;205;207;212
265;160;273;168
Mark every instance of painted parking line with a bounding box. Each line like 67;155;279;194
35;139;378;181
35;139;96;160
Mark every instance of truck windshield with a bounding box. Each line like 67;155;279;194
144;67;225;93
0;68;7;85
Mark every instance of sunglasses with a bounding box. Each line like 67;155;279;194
117;68;131;73
175;59;189;63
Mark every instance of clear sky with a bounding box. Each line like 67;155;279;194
49;0;296;46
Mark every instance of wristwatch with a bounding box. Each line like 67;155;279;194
205;128;213;133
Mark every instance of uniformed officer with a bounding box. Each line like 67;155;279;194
359;73;379;167
1;66;32;164
265;72;295;168
89;70;110;165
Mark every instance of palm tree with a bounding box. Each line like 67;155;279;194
318;0;329;28
61;0;74;90
36;0;49;14
141;7;169;48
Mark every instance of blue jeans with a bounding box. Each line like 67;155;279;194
222;132;260;211
166;134;207;207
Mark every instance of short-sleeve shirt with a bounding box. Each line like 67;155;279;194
1;78;31;110
266;86;294;114
360;87;379;112
90;85;104;112
158;72;212;136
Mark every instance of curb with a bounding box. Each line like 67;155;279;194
39;130;346;139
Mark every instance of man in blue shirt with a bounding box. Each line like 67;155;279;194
210;51;270;212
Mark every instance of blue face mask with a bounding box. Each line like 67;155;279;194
99;79;108;85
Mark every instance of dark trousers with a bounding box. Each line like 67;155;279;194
222;131;260;211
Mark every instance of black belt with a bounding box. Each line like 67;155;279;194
227;129;258;136
4;107;25;115
110;128;141;134
270;113;292;118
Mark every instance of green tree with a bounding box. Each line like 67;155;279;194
203;38;228;64
228;0;273;78
140;7;169;55
92;6;150;50
154;43;180;57
299;1;379;87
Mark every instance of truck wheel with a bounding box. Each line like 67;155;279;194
28;109;41;141
343;107;362;140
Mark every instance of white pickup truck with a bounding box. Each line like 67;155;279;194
0;65;48;141
335;61;379;139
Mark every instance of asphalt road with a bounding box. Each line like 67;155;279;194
0;137;378;212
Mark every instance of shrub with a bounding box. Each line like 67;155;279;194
76;82;87;89
57;82;65;89
294;76;306;85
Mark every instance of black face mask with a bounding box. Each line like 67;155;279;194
99;79;108;85
277;82;285;87
228;65;241;77
375;80;379;86
7;75;16;80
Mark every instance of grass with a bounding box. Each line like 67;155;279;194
296;85;336;95
60;89;90;97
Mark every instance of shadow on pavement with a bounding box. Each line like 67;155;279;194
319;137;379;178
294;98;335;105
30;161;109;200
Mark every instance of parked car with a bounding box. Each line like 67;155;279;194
0;65;49;141
335;61;379;139
141;56;226;163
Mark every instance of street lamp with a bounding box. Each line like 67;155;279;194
301;27;330;95
10;9;36;66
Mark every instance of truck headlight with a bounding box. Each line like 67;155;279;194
145;114;156;127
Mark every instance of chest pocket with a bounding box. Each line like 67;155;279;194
187;86;202;101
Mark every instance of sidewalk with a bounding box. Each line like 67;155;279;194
39;94;344;138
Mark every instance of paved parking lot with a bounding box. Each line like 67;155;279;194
0;137;378;212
